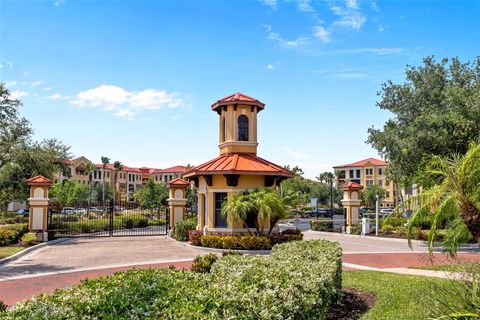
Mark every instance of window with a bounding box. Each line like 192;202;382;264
237;115;249;141
365;168;373;175
386;191;390;198
349;169;354;178
366;180;373;186
356;169;361;178
378;180;383;186
214;193;228;228
385;179;390;187
378;168;383;175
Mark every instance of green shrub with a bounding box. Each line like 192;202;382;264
3;240;342;319
147;219;166;226
200;235;222;248
20;233;37;246
191;253;218;273
350;225;361;235
381;224;395;234
0;223;29;246
188;230;202;246
269;229;303;245
0;300;7;312
173;218;197;241
122;216;148;229
310;218;333;231
220;236;239;250
238;236;271;250
395;226;407;236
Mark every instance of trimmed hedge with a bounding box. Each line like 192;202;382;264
173;218;197;241
0;223;29;246
3;240;342;319
310;218;335;231
192;229;303;250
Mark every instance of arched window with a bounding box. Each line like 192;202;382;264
237;115;249;141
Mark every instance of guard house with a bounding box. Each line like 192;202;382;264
183;93;293;233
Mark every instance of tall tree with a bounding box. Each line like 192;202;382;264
113;161;123;203
84;163;96;210
133;178;168;209
50;180;89;206
362;185;386;209
367;57;480;185
100;156;110;204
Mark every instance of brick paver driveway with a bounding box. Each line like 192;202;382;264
0;236;204;280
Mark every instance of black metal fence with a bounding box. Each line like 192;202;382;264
47;200;169;239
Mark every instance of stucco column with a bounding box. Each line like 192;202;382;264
339;182;363;234
167;178;189;233
26;175;53;242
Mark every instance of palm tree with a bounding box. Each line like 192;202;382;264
221;193;254;235
398;140;480;256
113;161;123;203
100;156;110;205
84;163;96;212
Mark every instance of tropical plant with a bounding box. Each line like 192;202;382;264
362;185;386;209
84;163;96;210
50;180;88;206
100;156;110;204
221;188;287;236
113;161;123;203
397;140;480;256
133;178;168;208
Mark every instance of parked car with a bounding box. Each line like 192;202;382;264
380;208;394;215
61;207;75;214
17;209;29;215
74;208;87;214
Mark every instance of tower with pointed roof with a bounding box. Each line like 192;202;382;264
184;93;292;233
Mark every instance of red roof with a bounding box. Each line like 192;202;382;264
183;153;293;178
211;92;265;112
168;178;190;187
26;175;53;185
334;157;387;168
339;182;364;190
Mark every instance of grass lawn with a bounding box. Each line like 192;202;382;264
0;246;25;259
344;270;454;320
411;262;480;272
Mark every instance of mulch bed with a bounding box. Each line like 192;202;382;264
326;288;376;320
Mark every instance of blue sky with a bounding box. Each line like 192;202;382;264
1;0;479;178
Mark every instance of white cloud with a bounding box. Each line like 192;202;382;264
313;26;331;43
259;0;277;9
10;90;28;99
46;93;69;100
115;109;135;119
294;0;314;12
71;84;184;118
170;114;181;121
282;146;310;159
378;24;387;32
339;47;404;55
267;64;275;70
43;87;52;92
264;25;309;48
5;81;17;87
30;80;44;87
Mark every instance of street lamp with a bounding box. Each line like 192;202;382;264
375;194;379;236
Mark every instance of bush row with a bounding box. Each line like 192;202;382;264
188;229;303;250
49;217;166;234
0;212;28;225
3;240;342;319
0;224;29;246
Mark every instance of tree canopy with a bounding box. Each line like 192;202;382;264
0;83;70;208
361;185;386;209
133;178;169;208
367;56;480;185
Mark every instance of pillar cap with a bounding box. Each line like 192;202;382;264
26;175;53;186
339;182;363;191
167;178;190;188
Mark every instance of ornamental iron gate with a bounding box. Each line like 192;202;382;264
47;200;169;239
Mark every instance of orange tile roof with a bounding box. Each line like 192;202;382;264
168;178;190;187
333;157;387;168
339;182;364;190
183;153;293;178
211;92;265;112
26;175;53;185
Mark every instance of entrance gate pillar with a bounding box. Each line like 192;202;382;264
339;182;363;234
26;175;53;242
167;178;190;233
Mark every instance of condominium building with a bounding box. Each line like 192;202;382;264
333;157;397;208
56;156;191;200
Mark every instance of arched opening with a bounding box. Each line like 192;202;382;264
237;115;249;141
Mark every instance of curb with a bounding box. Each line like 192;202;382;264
0;238;70;266
303;230;429;245
167;236;271;255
